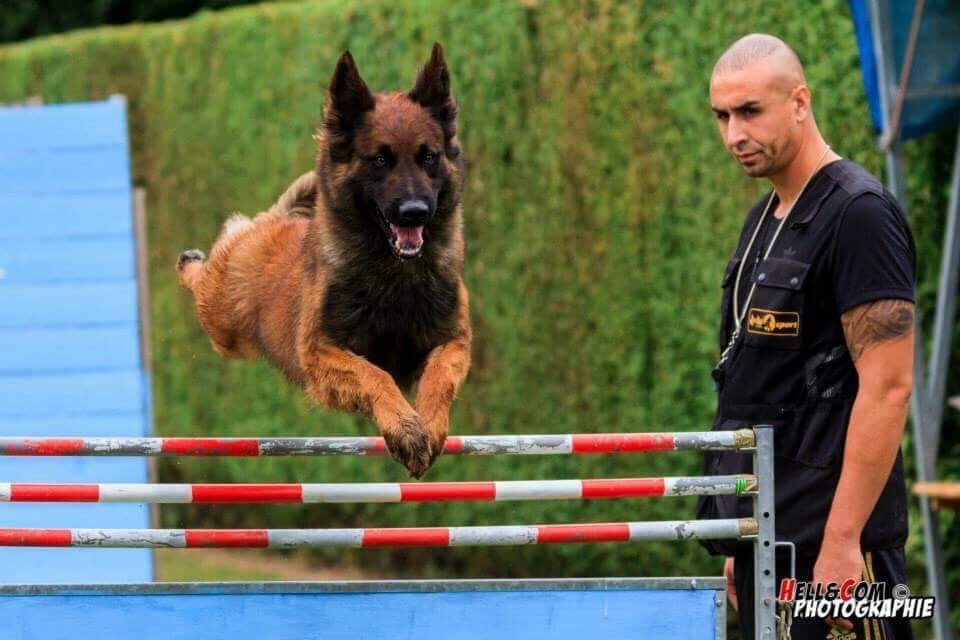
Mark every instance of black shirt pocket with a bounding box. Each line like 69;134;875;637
744;257;810;350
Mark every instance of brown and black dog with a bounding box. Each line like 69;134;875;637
177;44;470;478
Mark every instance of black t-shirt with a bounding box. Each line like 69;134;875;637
829;191;915;312
701;158;915;557
728;176;914;340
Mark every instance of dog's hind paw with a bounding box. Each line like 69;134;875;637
383;415;433;479
177;249;206;271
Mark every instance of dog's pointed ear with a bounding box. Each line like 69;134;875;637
408;43;458;143
323;51;375;161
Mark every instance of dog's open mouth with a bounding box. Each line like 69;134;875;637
389;224;425;259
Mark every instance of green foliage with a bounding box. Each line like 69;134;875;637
0;0;956;624
0;0;290;44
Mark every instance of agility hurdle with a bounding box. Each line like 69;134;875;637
0;429;752;456
0;427;778;640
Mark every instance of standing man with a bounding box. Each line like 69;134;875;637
697;34;916;639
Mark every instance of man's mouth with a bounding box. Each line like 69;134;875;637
736;151;760;162
389;224;424;259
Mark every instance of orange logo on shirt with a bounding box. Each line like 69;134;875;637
747;308;800;337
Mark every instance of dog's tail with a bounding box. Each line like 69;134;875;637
176;249;206;291
263;171;318;220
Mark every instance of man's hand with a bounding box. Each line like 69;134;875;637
813;535;862;630
724;556;738;610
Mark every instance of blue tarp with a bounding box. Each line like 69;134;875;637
850;0;960;140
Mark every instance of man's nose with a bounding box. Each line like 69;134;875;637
726;116;748;148
398;199;430;225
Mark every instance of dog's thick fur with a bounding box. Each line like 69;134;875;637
177;44;470;478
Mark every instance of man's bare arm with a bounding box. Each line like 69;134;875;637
815;299;913;583
840;299;915;363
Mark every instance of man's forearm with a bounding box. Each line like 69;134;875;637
822;387;910;544
825;298;914;546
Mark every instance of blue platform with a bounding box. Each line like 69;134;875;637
0;97;153;583
0;579;727;640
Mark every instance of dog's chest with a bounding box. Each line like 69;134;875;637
320;266;460;384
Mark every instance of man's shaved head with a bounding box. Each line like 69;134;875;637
713;33;805;92
709;34;819;179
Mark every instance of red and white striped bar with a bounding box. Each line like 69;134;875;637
0;475;756;504
0;518;758;549
0;430;754;457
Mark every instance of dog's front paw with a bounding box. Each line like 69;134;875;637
419;413;448;467
382;414;433;479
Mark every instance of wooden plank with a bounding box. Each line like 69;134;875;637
913;482;960;510
0;370;145;417
0;326;140;374
0;192;133;240
0;413;148;436
0;99;127;150
0;586;721;638
0;236;135;284
0;147;130;193
0;282;138;328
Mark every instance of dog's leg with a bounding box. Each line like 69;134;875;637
300;343;433;478
415;282;472;464
176;249;206;291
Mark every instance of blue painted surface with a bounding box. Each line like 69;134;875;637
0;147;131;193
0;413;147;435
0;99;129;149
0;282;138;328
0;98;152;583
0;370;146;417
0;326;141;374
0;236;136;284
0;193;133;239
0;588;720;639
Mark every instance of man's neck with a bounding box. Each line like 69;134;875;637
768;137;840;218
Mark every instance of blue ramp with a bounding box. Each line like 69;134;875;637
0;579;727;640
0;97;153;583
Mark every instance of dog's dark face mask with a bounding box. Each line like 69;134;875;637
320;44;461;261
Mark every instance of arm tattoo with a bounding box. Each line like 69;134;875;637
841;299;915;362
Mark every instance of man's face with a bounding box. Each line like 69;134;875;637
710;63;801;178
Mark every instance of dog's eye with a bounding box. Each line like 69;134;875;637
422;152;436;166
373;154;387;168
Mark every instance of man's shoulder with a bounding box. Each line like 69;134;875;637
823;158;884;199
820;159;909;232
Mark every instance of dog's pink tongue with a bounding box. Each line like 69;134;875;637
390;224;424;252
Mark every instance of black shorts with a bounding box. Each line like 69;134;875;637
732;546;913;640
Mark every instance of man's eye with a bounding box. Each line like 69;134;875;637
715;112;728;121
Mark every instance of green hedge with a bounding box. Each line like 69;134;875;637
1;0;956;621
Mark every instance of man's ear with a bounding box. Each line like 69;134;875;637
323;51;376;161
792;85;811;123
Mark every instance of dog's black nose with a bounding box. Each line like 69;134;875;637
397;199;431;225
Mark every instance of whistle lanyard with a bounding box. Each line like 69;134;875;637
715;145;832;373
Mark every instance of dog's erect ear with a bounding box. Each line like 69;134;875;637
323;51;376;161
408;43;458;144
